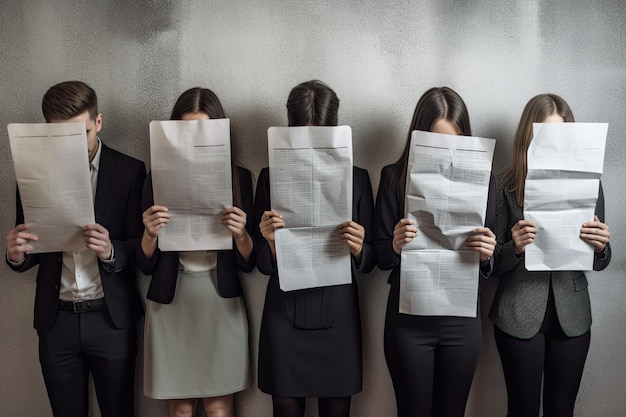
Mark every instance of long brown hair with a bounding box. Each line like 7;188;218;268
170;87;243;207
503;94;574;206
390;87;471;214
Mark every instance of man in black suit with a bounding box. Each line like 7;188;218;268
6;81;145;417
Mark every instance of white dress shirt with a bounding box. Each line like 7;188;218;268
59;138;107;301
179;251;217;272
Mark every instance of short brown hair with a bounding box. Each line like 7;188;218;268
42;81;98;122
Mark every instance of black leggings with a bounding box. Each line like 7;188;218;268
272;396;351;417
494;291;590;417
384;288;482;417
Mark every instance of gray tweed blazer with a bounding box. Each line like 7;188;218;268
490;177;611;339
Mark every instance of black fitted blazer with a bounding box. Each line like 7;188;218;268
254;166;376;278
137;166;256;303
375;163;496;287
7;143;146;332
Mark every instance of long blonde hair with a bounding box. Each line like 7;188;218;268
503;94;575;206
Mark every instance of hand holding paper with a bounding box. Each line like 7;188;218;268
580;215;610;252
399;130;495;317
259;210;285;245
268;126;353;291
523;122;608;270
511;220;537;255
222;206;248;240
8;122;95;253
223;206;254;261
143;206;171;238
464;227;496;261
6;224;38;263
149;119;233;251
393;218;418;255
339;220;365;258
83;224;112;261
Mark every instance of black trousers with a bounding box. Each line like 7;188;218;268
384;287;482;417
494;288;590;417
38;307;137;417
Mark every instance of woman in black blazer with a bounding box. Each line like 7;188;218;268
138;88;255;417
254;80;375;417
375;87;496;417
491;94;611;417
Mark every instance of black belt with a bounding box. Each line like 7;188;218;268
58;298;106;313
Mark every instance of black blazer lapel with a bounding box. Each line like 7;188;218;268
94;144;115;224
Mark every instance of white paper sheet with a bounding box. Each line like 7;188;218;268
268;126;353;291
274;226;351;291
8;122;95;253
150;119;233;251
400;131;495;317
400;250;479;317
524;122;608;271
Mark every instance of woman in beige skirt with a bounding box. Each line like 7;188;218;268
138;87;256;417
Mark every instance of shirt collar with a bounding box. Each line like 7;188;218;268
91;137;103;172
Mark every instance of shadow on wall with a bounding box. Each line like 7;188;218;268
467;274;507;415
232;103;285;180
101;1;177;41
482;118;514;177
355;119;405;196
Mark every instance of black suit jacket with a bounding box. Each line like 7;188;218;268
137;166;256;303
7;143;146;332
375;163;496;287
254;166;376;278
253;166;375;329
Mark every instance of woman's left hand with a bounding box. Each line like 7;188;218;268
339;220;365;258
222;206;248;240
465;227;496;261
580;215;610;251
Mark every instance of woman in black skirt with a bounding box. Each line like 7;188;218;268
254;80;375;417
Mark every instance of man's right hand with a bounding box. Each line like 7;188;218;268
6;224;38;264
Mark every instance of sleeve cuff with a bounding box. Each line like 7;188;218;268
595;244;608;260
6;252;25;267
100;246;116;272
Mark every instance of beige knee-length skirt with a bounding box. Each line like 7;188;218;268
143;269;251;399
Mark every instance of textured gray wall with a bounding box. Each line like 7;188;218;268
1;1;624;416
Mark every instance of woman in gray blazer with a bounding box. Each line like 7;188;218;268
491;93;611;417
